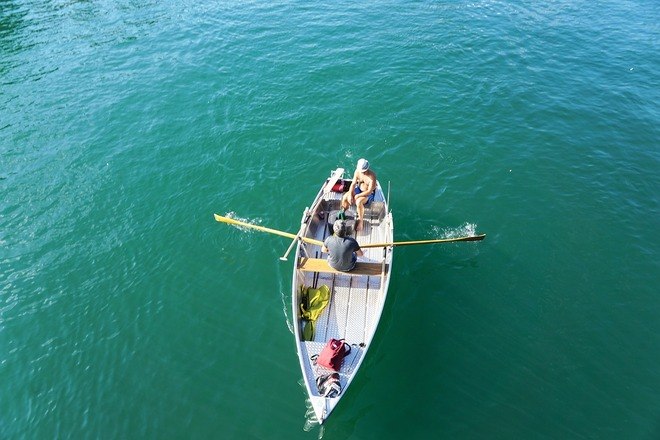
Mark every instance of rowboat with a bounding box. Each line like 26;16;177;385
291;168;393;424
212;169;485;424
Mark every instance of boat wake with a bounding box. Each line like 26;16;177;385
300;382;325;438
280;288;294;335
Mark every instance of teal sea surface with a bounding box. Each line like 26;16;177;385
2;1;659;438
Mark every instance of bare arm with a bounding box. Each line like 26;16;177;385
345;170;360;204
347;170;359;191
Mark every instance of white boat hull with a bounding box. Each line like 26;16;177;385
291;168;393;424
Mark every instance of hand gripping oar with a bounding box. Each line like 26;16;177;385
213;214;324;247
214;213;485;249
279;168;344;261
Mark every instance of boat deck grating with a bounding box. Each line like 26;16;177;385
303;270;383;345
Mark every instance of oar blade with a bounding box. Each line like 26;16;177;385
460;234;486;242
214;213;240;225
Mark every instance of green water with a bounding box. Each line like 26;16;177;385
2;1;659;438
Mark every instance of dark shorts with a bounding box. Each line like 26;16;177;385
354;186;376;204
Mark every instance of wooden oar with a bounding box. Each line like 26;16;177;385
213;214;324;246
214;213;485;249
360;234;486;248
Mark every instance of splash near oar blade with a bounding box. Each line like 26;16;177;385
213;214;323;246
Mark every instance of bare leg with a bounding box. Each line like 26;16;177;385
340;192;350;211
354;197;367;232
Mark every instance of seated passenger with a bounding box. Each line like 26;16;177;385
340;158;376;232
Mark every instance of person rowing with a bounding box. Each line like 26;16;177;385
322;219;364;271
340;158;376;232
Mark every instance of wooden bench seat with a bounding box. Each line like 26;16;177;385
298;257;387;276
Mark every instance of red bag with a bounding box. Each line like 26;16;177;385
331;179;349;193
316;339;352;371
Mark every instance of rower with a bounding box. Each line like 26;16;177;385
321;220;364;272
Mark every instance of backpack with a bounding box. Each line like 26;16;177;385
315;339;352;371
